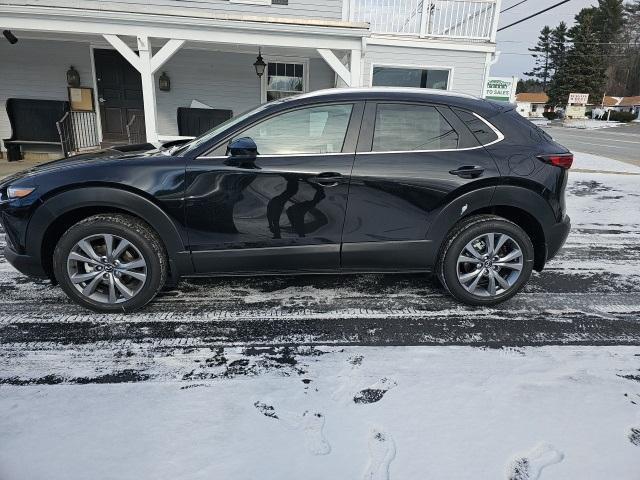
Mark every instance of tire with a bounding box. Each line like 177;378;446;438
53;214;168;313
436;215;534;306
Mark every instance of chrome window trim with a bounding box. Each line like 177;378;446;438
197;152;356;160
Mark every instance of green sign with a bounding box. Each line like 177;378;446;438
484;76;517;102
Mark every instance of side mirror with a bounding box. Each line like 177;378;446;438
227;137;258;158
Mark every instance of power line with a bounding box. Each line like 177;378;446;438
501;0;528;13
501;39;640;45
498;0;572;32
500;51;632;56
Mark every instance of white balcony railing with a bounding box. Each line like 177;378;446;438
349;0;499;41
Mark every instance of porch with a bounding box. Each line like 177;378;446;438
0;5;368;157
0;1;497;160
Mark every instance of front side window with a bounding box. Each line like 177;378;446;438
372;103;459;152
238;104;353;155
265;62;304;101
372;66;450;90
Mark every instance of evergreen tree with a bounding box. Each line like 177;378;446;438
548;9;607;106
516;79;545;94
620;0;640;95
594;0;625;53
525;26;553;88
550;22;569;73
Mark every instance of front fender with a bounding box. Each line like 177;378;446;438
26;187;191;277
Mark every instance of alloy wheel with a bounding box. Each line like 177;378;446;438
66;233;148;304
456;232;523;297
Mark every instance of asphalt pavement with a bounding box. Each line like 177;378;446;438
1;161;640;385
544;122;640;166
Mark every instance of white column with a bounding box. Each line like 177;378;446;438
137;36;159;145
490;0;502;43
103;35;185;146
349;49;362;87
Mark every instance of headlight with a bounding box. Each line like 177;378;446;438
7;186;36;199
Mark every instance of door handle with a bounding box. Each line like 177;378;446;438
449;166;485;179
309;172;342;187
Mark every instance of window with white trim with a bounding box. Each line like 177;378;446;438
265;62;305;102
372;66;450;90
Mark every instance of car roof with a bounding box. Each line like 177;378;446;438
278;87;507;117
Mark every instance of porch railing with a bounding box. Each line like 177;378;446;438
349;0;499;40
126;115;145;145
56;111;100;158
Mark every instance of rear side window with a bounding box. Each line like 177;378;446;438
372;103;459;152
453;108;499;145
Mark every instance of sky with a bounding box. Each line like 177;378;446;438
492;0;598;78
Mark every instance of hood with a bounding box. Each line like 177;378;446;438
4;145;161;183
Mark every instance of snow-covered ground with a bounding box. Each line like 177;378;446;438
562;119;624;130
1;347;639;480
0;152;639;479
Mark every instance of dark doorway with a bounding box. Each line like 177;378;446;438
94;48;145;144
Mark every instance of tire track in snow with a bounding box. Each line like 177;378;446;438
2;172;640;384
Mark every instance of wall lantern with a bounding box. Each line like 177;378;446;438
66;66;80;87
159;71;171;92
253;49;267;78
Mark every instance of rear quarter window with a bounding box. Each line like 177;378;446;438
452;108;498;145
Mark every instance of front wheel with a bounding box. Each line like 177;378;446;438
53;214;168;313
437;215;534;306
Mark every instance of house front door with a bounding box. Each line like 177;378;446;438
94;49;145;144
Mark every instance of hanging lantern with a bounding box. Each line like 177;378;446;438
253;49;266;78
159;71;171;92
66;66;80;87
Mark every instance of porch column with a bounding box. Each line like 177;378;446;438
350;49;362;87
137;36;159;145
103;34;185;145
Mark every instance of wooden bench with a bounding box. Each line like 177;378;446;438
3;98;69;161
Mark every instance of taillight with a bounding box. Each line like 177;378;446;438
537;153;573;169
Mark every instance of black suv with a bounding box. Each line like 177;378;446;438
0;88;571;312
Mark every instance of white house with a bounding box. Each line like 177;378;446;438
515;92;550;118
0;0;501;159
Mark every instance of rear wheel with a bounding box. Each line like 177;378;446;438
53;214;167;312
437;215;534;306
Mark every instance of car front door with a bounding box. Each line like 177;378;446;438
185;102;364;274
341;101;500;271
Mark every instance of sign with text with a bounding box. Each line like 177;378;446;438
484;76;518;103
568;93;589;105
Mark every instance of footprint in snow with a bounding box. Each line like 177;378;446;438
332;355;365;402
354;378;398;405
629;428;640;446
506;443;564;480
302;411;331;455
363;427;396;480
253;401;330;455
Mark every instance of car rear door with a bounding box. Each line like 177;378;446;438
185;101;364;274
341;101;500;271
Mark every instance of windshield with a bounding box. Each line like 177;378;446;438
175;101;282;156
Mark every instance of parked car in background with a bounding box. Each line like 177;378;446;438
0;88;572;312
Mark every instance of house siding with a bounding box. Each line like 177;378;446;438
0;39;93;150
0;38;337;147
2;0;344;21
362;45;488;97
155;49;335;136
